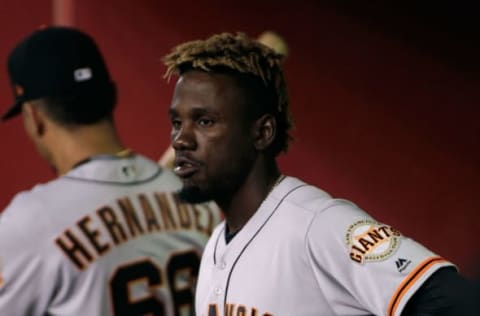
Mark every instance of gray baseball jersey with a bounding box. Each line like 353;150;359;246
196;176;453;316
0;154;221;315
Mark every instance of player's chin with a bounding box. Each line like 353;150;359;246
177;185;212;204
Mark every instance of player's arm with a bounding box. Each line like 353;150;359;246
0;229;38;313
402;267;479;315
305;200;459;315
0;199;53;314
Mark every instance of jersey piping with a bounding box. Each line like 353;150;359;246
387;256;448;316
63;168;163;186
221;184;309;306
62;154;164;186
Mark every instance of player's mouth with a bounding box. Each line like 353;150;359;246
173;156;201;178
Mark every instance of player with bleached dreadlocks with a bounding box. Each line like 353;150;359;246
163;32;292;156
164;32;474;316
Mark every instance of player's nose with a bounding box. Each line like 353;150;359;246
172;123;196;151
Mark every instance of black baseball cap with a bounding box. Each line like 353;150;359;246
2;26;114;121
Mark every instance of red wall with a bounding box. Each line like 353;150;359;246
1;1;478;276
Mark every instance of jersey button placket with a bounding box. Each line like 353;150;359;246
214;286;222;296
217;260;226;270
212;255;228;301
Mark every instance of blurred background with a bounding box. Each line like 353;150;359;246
0;0;478;277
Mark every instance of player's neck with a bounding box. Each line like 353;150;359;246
46;121;127;175
220;159;281;234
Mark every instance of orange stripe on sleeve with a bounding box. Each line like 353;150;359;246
387;256;447;316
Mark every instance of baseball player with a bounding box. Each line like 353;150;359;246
0;27;220;315
162;33;473;315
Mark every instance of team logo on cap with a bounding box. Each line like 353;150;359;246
345;219;401;264
74;68;92;82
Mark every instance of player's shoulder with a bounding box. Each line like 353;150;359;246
272;176;358;214
0;182;54;241
155;165;182;187
2;178;53;213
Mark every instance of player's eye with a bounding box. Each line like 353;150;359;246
171;118;181;129
198;118;214;127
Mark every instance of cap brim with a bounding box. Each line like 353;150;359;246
1;101;22;121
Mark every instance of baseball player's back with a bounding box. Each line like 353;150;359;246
0;154;219;315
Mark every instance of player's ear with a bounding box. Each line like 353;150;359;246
253;114;276;151
22;101;46;137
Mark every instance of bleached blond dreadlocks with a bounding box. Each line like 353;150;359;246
163;32;292;156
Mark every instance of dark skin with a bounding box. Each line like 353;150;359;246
168;70;280;233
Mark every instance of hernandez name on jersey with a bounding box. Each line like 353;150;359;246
196;177;452;316
0;154;221;316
